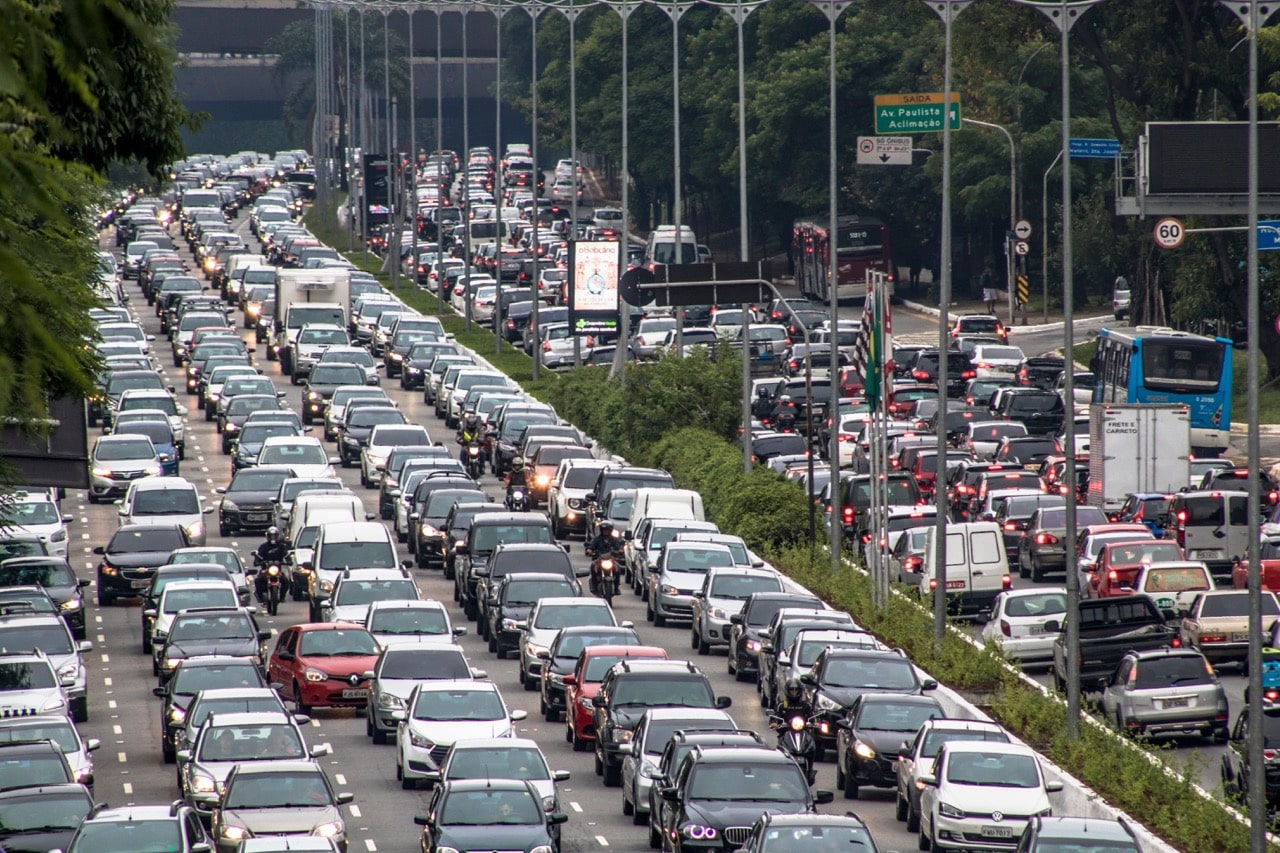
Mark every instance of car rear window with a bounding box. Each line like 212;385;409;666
1131;655;1213;689
1200;593;1280;618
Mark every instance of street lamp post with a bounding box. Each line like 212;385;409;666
961;117;1015;326
407;7;418;291
1041;148;1062;323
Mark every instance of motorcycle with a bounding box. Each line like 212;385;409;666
506;486;530;512
252;556;285;617
590;554;621;604
465;442;484;480
770;713;819;784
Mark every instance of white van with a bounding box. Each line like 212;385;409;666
919;521;1010;619
288;491;370;545
644;224;698;268
626;487;705;533
305;521;403;620
1165;490;1252;581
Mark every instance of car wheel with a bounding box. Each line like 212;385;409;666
372;725;388;746
690;629;700;651
142;633;152;654
572;727;588;752
697;633;711;656
906;800;921;832
653;608;666;628
594;750;604;776
294;683;311;716
1018;553;1030;579
97;589;113;607
896;791;909;822
602;759;621;787
1031;557;1045;583
623;792;634;816
843;766;859;799
163;740;175;764
727;652;736;676
918;822;932;851
488;633;497;653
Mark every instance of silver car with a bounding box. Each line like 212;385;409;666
211;761;353;853
1099;647;1229;740
429;737;569;807
619;708;735;821
646;543;736;627
690;567;783;654
516;597;624;689
0;618;89;721
895;718;1010;832
0;714;100;788
364;642;483;743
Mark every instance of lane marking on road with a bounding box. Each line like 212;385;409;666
80;517;88;524
595;835;610;847
101;654;109;663
200;466;209;473
108;700;117;709
364;841;377;852
97;635;106;644
95;616;102;624
335;773;346;785
81;533;91;540
123;782;132;794
117;752;127;763
349;804;361;818
311;719;321;727
103;677;112;686
113;725;122;735
570;802;583;813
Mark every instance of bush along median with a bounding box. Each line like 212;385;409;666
532;356;1258;851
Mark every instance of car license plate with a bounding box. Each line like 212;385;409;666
246;513;268;522
1232;632;1250;642
1195;549;1224;560
132;579;151;589
945;580;966;590
1024;463;1040;471
1161;697;1191;709
342;688;368;700
981;826;1014;839
1027;625;1046;636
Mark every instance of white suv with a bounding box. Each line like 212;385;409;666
0;492;70;559
116;477;212;547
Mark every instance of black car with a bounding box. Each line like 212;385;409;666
475;543;579;631
657;746;832;852
301;364;368;425
537;625;641;724
60;801;212;853
835;693;944;799
400;342;462;390
486;573;579;658
0;741;74;792
0;557;90;639
219;394;287;453
139;564;237;652
338;405;407;466
92;524;191;606
802;647;938;755
994;388;1066;436
443;503;512;582
592;660;731;787
1017;356;1067;389
216;466;293;536
735;812;881;853
727;592;824;682
154;608;271;683
153;656;272;763
409;476;485;560
0;782;94;853
414;779;566;853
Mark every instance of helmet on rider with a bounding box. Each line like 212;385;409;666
267;526;280;542
784;678;804;704
778;395;793;405
464;413;480;430
511;456;525;472
599;521;614;536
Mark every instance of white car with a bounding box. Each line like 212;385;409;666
393;681;527;788
257;436;336;479
895;719;1010;833
963;420;1029;460
116;389;188;455
547;459;614;538
979;588;1067;665
366;600;461;647
690;567;783;654
970;344;1025;381
361;424;432;488
630;317;677;360
919;740;1062;851
291;323;350;383
0;492;71;559
116;476;212;546
517;597;625;689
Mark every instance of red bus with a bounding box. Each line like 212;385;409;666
791;214;895;303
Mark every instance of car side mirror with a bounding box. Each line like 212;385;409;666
191;843;212;853
277;650;295;662
799;673;817;686
715;696;733;709
336;792;355;805
617;743;634;756
813;790;835;805
729;614;743;625
77;579;90;589
453;626;467;637
659;787;680;802
390;710;407;722
143;609;157;618
919;773;938;787
548;812;570;825
176;749;192;763
510;709;528;722
1046;780;1064;793
92;546;106;555
553;769;571;781
153;686;167;698
1097;677;1110;693
921;679;938;691
562;674;576;686
310;743;333;758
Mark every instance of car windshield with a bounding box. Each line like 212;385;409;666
449;747;548;781
822;658;917;690
334;579;417;606
297;628;379;656
310;366;365;385
0;502;62;527
412;688;505;721
380;649;469;679
709;574;781;601
918;728;1009;759
471;524;554;553
240;424;297;444
70;819;182;852
664;549;733;573
350;410;406;429
945;751;1040;787
95;439;155;461
534;604;612;630
188;697;283;730
441;788;541;825
1004;592;1067;618
857;701;942;732
0;661;56;690
170;662;262;695
686;763;809;801
0;560;75;587
300;328;347;345
1132;654;1213;689
198;724;304;761
610;677;713;707
1200;593;1280;618
315;541;395;571
170;613;254;641
0;624;73;656
369;608;449;636
0;789;89;831
1142;568;1211;593
162;587;237;614
223;770;332;809
133;488;200;515
371;427;429;447
258;443;326;466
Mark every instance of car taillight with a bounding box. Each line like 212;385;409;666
1035;533;1059;545
905;556;922;572
1002;574;1012;589
838;434;854;442
929;578;938;590
913;370;929;381
1000;619;1011;637
1004;522;1019;531
1108;569;1118;581
542;341;551;352
1171;636;1181;648
843;506;853;522
1266;749;1279;762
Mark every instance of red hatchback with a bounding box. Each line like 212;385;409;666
563;645;667;751
267;623;382;715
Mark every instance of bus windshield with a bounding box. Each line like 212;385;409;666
1141;338;1223;390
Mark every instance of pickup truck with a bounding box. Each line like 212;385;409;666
1051;595;1177;693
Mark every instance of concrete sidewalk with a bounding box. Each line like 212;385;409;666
897;293;1113;334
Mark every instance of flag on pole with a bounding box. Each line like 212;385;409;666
851;276;889;408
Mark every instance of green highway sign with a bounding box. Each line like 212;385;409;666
873;92;960;134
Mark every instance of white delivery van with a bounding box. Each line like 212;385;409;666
626;487;705;534
1165;490;1252;582
919;521;1010;619
288;491;370;544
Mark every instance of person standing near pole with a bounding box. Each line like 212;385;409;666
981;264;996;314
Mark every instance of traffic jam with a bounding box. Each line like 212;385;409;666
4;145;1252;852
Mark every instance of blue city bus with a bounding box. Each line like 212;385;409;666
1091;326;1232;454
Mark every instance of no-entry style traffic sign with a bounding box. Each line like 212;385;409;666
1153;217;1185;249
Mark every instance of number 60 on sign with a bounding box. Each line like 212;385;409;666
1153;217;1185;249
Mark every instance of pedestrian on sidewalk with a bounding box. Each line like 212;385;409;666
980;265;996;314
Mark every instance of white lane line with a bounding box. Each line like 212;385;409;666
349;804;361;818
200;466;209;473
103;677;112;686
108;700;117;709
123;782;133;794
364;841;377;852
311;719;320;727
596;835;610;847
101;654;109;663
80;533;91;540
113;725;122;735
117;752;127;763
335;773;346;785
97;635;106;644
570;802;583;813
95;616;102;623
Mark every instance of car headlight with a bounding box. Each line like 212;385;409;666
320;580;334;594
502;618;521;631
525;642;548;659
100;564;118;576
308;391;322;400
58;663;80;684
60;598;82;611
390;352;404;361
220;824;249;841
660;584;680;596
815;693;841;712
1034;806;1053;817
681;824;718;840
304;667;328;683
50;529;67;543
74;764;93;782
343;436;360;446
144;463;163;476
710;607;727;620
613;728;633;743
405;366;422;375
184;521;204;540
224;422;240;433
170;706;186;723
535;474;550;487
91;466;112;478
548;672;564;685
163;657;182;670
854;740;876;760
41;695;66;712
313;820;344;838
376;691;405;709
419;524;439;537
639;759;660;779
191;773;218;794
220;499;239;513
747;640;762;652
437;847;461;853
939;801;966;818
580;696;594;710
409;729;433;749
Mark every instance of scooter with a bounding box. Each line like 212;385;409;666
771;713;819;785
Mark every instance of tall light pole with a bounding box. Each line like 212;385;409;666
599;0;638;382
553;0;588;366
1041;148;1062;323
962;117;1015;325
461;3;473;329
407;7;418;289
525;0;546;380
492;0;509;354
1013;41;1051;222
435;0;446;313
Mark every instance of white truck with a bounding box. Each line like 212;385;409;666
1086;403;1190;513
272;268;352;374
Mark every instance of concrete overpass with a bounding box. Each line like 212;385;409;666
175;0;521;154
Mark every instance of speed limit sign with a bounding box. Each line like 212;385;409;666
1153;217;1185;249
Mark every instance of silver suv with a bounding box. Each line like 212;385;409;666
0;613;90;721
1098;647;1228;740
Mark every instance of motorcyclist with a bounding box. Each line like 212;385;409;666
505;456;530;491
587;521;622;593
456;412;485;467
769;395;798;431
773;677;813;724
253;527;291;600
